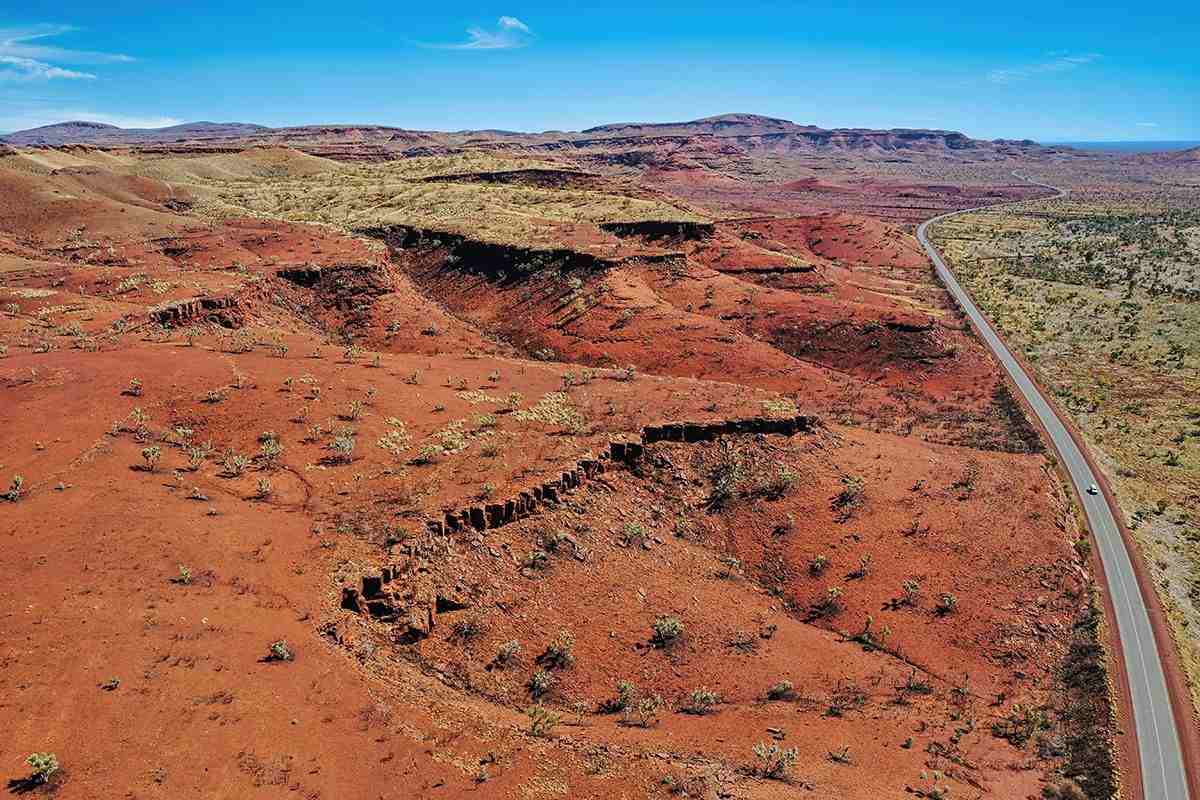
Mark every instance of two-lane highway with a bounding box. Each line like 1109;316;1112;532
916;185;1191;800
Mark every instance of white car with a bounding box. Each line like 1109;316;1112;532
1087;484;1099;496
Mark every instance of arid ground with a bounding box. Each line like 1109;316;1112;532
4;115;1192;798
930;149;1200;713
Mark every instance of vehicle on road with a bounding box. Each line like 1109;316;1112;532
1087;483;1099;496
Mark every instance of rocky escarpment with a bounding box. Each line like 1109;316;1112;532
421;168;604;190
147;262;393;333
358;224;614;282
599;220;714;242
148;295;239;327
275;262;392;321
339;413;816;639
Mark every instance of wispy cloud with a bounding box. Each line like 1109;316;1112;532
1135;122;1159;128
424;16;533;50
0;24;133;81
987;53;1100;84
0;55;94;80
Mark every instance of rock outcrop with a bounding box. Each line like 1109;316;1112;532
148;295;238;326
341;413;817;631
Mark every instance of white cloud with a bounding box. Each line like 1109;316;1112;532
0;55;95;81
987;53;1100;84
425;16;534;50
1135;122;1159;128
498;17;530;34
0;24;132;82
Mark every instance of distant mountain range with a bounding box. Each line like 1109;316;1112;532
1;120;269;146
0;113;1046;158
1047;140;1200;154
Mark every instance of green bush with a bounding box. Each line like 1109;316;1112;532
651;615;684;646
529;669;553;698
141;445;162;472
603;680;637;712
752;741;797;779
936;592;958;615
4;475;24;502
766;680;795;701
541;630;575;669
526;704;560;737
25;752;58;784
684;686;720;715
494;640;520;666
267;640;294;662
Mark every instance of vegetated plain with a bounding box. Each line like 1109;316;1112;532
932;152;1200;710
1;115;1174;798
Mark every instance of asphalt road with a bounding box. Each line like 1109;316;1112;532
916;184;1191;800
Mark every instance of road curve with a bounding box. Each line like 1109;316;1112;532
916;182;1191;800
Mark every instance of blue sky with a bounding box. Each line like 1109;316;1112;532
2;1;1197;140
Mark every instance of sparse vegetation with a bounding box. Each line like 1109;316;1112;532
222;453;250;477
848;615;890;651
766;680;795;701
651;615;684;647
937;592;959;615
412;443;446;465
832;475;865;520
377;426;412;460
992;703;1050;747
683;686;720;715
330;435;356;463
266;640;294;662
526;704;560;737
451;617;485;642
5;475;24;502
761;397;798;417
0;123;1141;800
529;669;553;698
752;741;797;780
141;445;162;472
623;692;663;728
603;680;638;713
828;745;852;765
935;184;1200;705
812;586;844;618
540;629;576;669
494;640;520;666
524;549;549;571
756;464;799;500
24;752;59;785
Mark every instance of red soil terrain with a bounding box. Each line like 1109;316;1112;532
0;144;1112;799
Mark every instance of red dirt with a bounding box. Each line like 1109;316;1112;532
0;145;1117;799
